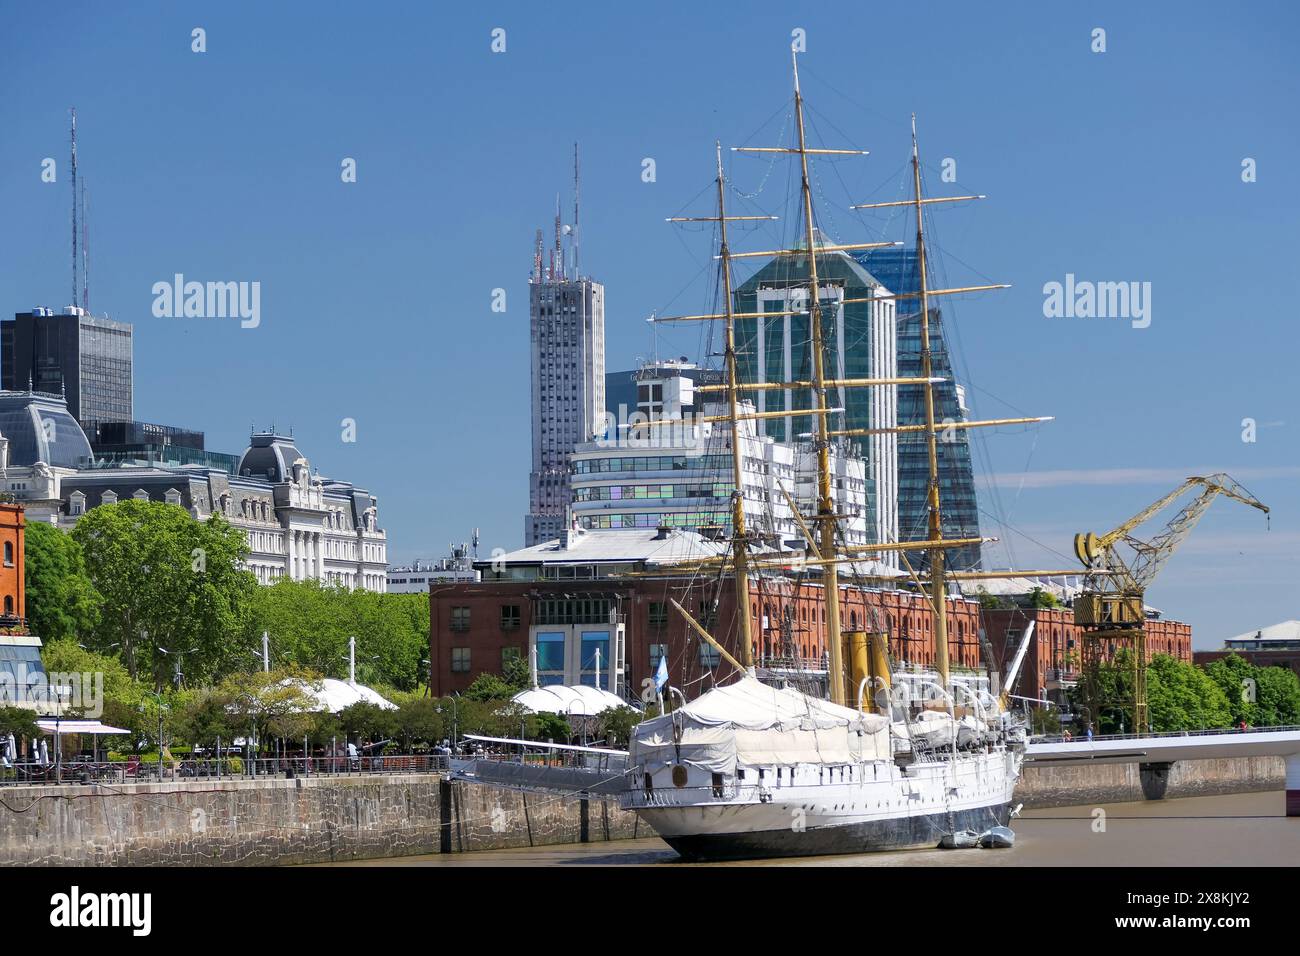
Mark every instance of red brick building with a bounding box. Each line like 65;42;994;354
981;603;1192;702
0;503;26;627
429;573;982;699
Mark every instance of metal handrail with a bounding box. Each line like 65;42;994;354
1030;723;1300;745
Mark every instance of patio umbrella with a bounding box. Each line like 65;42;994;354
2;733;13;768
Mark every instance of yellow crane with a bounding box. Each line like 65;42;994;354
1073;474;1269;731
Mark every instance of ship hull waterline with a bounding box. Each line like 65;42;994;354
625;746;1023;862
653;800;1014;862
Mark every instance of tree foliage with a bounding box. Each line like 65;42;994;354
72;501;257;689
23;521;100;642
247;580;428;691
1145;654;1232;732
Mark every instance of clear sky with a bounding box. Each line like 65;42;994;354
1;2;1296;648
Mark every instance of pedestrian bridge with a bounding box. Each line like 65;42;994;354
1025;725;1300;815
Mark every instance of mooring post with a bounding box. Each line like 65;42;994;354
1287;753;1300;817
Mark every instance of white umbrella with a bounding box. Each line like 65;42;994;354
37;739;49;767
2;732;13;768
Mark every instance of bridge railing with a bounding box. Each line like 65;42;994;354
1031;724;1300;745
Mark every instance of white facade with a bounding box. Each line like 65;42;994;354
567;369;872;553
0;417;388;592
526;275;606;546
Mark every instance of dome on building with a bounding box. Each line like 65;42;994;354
237;432;305;483
0;391;93;468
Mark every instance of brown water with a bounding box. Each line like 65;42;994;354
326;790;1298;867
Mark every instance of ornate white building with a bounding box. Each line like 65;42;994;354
0;391;387;591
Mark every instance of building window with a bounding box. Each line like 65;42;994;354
2;542;11;567
3;595;11;616
450;606;471;631
535;631;566;679
451;647;471;673
648;602;668;628
500;604;521;630
699;642;721;668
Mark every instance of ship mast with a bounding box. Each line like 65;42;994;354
789;52;847;705
715;142;755;669
910;116;951;693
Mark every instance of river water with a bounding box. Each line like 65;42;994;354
328;790;1296;867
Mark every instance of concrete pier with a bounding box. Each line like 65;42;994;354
0;754;1289;866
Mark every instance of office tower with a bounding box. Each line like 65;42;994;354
731;241;899;558
853;248;982;572
525;179;605;546
2;307;132;428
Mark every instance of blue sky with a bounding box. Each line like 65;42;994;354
1;2;1296;647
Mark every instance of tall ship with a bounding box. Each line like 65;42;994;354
611;52;1042;860
455;52;1054;861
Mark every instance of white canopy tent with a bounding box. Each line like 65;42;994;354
629;677;891;775
278;678;397;713
510;684;628;716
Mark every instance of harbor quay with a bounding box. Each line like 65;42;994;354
0;755;1285;867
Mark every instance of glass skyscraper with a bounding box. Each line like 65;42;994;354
852;248;982;572
732;247;899;555
2;308;132;428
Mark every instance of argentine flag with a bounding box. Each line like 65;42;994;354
654;655;669;693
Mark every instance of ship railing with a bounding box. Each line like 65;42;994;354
624;782;749;807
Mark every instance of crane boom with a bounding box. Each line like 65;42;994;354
1073;472;1269;732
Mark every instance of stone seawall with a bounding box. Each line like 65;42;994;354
0;773;641;867
1018;755;1285;808
0;755;1283;865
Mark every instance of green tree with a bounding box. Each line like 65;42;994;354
72;501;257;689
0;706;38;739
171;688;233;748
502;654;531;691
464;672;517;702
532;711;571;742
1254;666;1300;727
393;697;444;750
1146;654;1232;732
1203;654;1260;726
337;701;399;742
217;666;320;751
247;580;427;691
23;522;100;642
597;706;642;748
1028;587;1059;609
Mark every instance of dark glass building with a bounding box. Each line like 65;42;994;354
2;308;132;427
731;245;900;554
853;248;982;572
81;420;241;475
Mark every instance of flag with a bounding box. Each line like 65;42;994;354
654;655;669;693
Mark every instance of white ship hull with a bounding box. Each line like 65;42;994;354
622;748;1021;861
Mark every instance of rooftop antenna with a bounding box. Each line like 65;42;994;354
532;228;543;283
472;527;480;561
553;193;562;280
81;179;90;314
70;107;78;309
573;141;580;279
